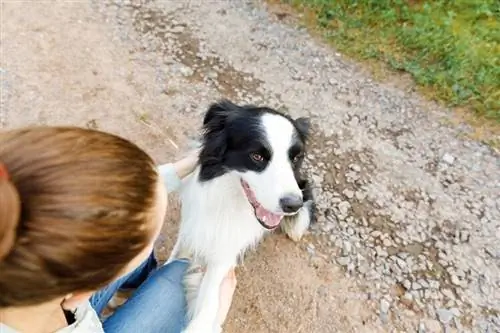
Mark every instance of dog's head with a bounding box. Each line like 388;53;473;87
198;100;310;230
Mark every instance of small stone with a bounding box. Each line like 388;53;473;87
376;246;388;257
358;262;369;274
450;308;460;317
355;191;366;201
336;256;350;266
441;288;455;300
343;189;355;199
436;308;454;324
450;274;462;286
485;247;499;259
442;153;455;165
379;299;390;323
412;281;422;290
403;279;412;290
170;25;185;33
342;241;352;254
396;257;407;270
338;201;351;215
349;164;361;172
179;66;194;76
206;71;218;79
306;244;315;256
402;292;413;302
418;321;426;333
421;319;442;333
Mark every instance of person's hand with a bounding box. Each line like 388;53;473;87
173;148;201;180
216;268;237;327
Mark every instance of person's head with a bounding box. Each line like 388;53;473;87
0;126;167;309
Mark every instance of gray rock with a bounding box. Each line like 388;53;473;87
442;153;455;165
343;189;355;199
450;274;462;286
342;241;352;254
337;201;351;215
355;191;366;201
441;288;455;300
349;163;361;172
418;321;426;333
179;66;194;76
379;299;390;324
436;308;454;324
336;256;350;266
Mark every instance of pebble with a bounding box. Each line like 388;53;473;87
442;153;455;165
349;163;361;172
179;66;194;76
336;256;350;266
421;319;443;333
436;308;454;325
450;274;462;286
441;288;455;300
338;201;351;215
343;189;355;199
379;299;390;323
342;241;352;254
418;321;426;333
355;191;366;201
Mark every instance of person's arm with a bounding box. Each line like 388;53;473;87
157;149;200;194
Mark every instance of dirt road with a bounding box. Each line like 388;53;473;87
1;1;499;332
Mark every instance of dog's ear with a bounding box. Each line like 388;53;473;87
295;117;311;138
203;99;239;126
199;100;239;181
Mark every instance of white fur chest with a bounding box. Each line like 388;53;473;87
177;168;267;265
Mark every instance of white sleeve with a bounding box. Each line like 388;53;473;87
157;163;182;194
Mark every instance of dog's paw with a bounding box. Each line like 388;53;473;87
281;200;314;242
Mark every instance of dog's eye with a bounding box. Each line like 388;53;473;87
250;153;264;162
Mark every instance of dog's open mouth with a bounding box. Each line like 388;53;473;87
241;180;283;230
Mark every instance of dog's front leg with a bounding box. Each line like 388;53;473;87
183;262;233;333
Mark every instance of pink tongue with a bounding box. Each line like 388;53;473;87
255;205;283;228
241;180;283;228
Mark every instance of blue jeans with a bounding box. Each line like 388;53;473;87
90;253;188;333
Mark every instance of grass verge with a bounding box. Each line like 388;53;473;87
272;0;499;124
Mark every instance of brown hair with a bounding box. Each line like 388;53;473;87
0;126;159;307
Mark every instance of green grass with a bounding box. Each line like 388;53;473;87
280;0;500;122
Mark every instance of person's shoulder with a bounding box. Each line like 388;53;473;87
57;301;105;333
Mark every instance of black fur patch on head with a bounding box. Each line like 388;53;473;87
198;99;311;182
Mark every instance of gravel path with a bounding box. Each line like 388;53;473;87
2;1;499;332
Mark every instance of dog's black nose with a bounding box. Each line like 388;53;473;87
279;194;303;213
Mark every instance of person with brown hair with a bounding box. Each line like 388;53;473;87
0;126;237;333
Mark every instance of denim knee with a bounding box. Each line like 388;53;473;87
103;260;190;333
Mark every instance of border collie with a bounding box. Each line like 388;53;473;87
167;100;315;333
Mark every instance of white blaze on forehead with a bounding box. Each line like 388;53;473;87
242;112;302;214
260;113;296;155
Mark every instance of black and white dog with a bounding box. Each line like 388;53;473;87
167;100;315;333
